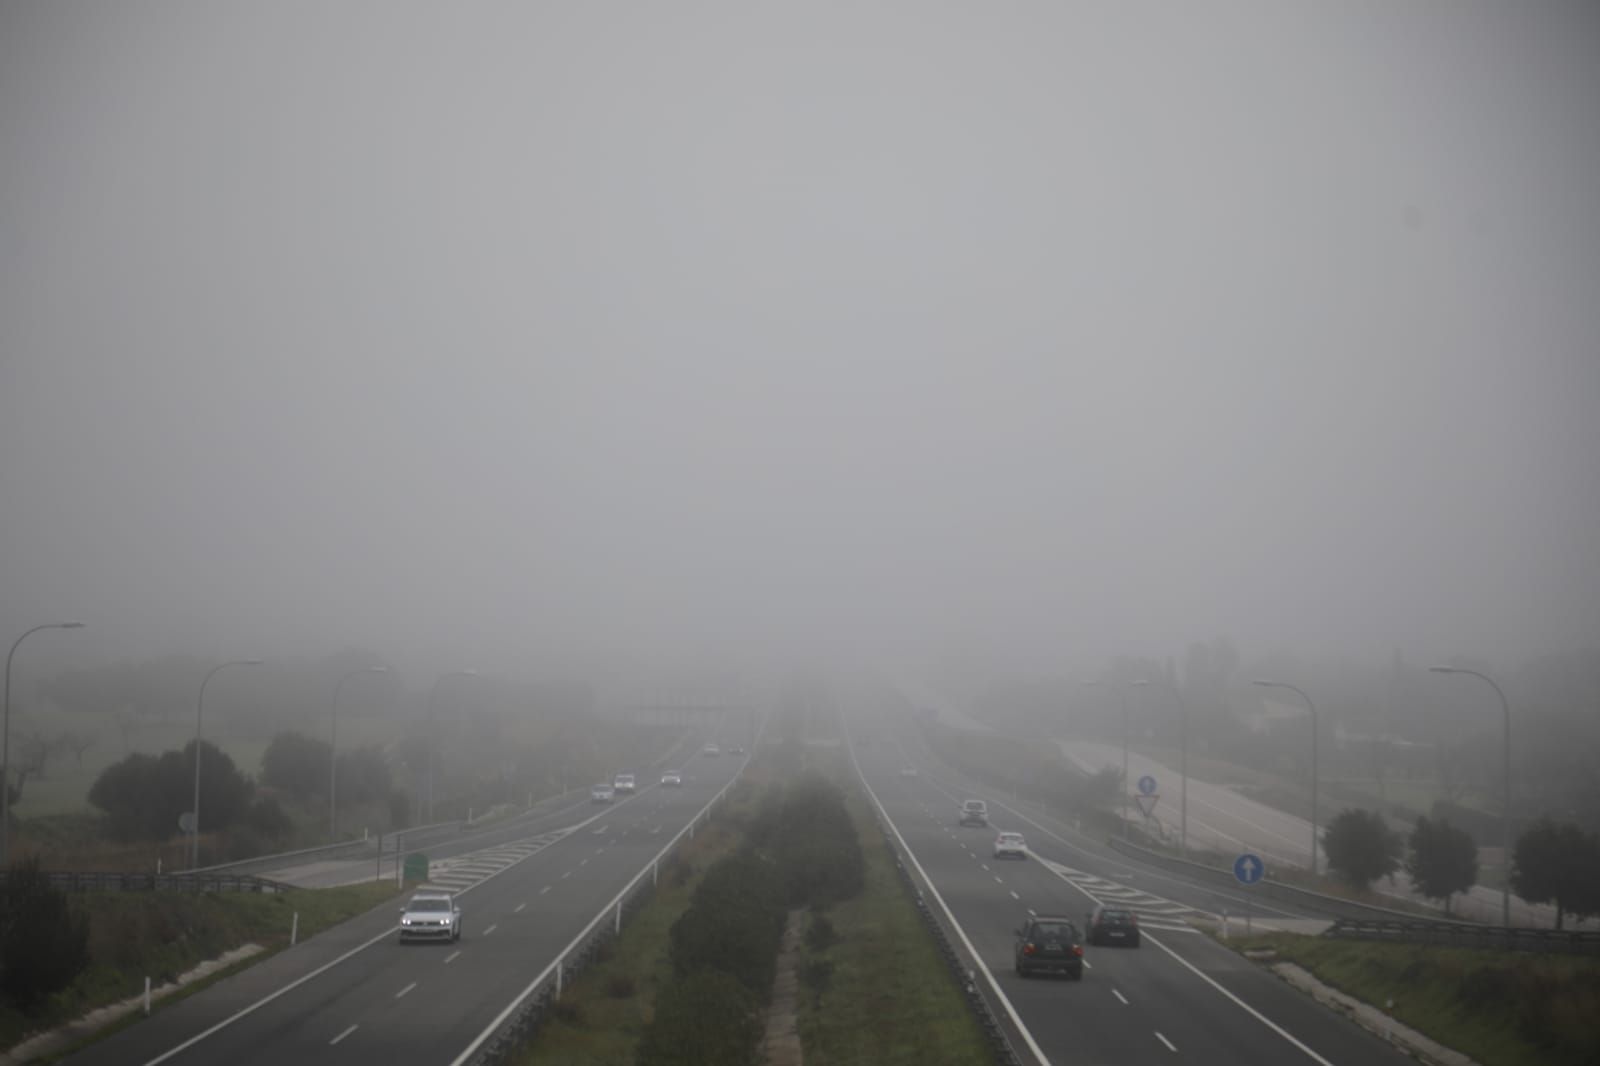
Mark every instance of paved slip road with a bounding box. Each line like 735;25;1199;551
63;748;745;1066
847;707;1416;1066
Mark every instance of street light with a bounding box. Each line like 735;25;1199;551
1430;665;1513;928
191;659;264;870
425;670;478;822
1083;680;1132;839
1253;680;1319;875
1132;678;1187;857
2;622;85;866
330;666;390;843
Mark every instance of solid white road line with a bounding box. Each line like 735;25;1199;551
395;982;416;999
329;1025;358;1046
482;924;498;936
1144;932;1337;1065
1113;989;1129;1005
1155;1031;1177;1052
444;951;461;964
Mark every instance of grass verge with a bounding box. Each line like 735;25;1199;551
1;881;402;1055
792;772;994;1065
509;812;748;1064
1223;933;1600;1066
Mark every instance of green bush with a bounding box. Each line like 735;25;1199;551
805;912;836;952
0;857;89;1012
669;852;786;993
635;970;762;1066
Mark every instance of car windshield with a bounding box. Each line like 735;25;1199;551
409;900;450;913
1102;910;1132;921
1000;834;1023;843
1031;923;1071;940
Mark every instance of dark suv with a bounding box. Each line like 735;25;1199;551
958;799;989;827
1013;916;1084;979
1086;904;1140;947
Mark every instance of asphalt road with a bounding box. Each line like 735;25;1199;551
846;707;1417;1066
62;746;746;1066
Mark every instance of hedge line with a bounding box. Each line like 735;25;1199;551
637;773;865;1066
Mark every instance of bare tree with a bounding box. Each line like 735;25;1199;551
4;729;54;807
59;729;95;767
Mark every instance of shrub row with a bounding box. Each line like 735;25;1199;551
638;774;866;1065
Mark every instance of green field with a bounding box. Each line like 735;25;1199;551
1226;933;1600;1066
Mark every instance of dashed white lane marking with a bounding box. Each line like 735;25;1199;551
1009;890;1020;900
1113;989;1129;1005
395;982;416;999
1156;1031;1177;1052
482;924;497;936
993;875;1003;884
981;863;991;871
580;858;589;867
514;903;526;913
562;872;571;879
329;1025;358;1046
1083;959;1093;970
444;951;460;964
540;885;551;894
593;824;609;835
1028;908;1037;916
651;825;661;834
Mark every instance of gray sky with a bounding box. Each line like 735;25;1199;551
3;1;1597;682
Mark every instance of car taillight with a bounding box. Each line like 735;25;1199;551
1023;943;1036;955
1073;945;1084;957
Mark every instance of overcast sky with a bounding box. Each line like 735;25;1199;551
2;1;1596;684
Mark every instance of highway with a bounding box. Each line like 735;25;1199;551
846;705;1416;1066
62;743;746;1066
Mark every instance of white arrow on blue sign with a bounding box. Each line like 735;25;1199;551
1233;852;1265;885
1137;774;1157;796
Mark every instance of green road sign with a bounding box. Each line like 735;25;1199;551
403;853;429;884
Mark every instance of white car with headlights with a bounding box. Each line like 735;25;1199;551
613;773;636;794
591;783;615;803
399;891;461;942
993;831;1027;860
661;770;683;786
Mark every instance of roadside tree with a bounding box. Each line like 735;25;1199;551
1406;816;1477;915
1511;818;1600;930
0;856;89;1011
1322;808;1402;890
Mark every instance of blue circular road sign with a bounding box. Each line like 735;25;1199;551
1233;852;1265;885
1137;774;1157;796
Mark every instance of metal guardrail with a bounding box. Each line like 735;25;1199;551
1326;917;1600;956
0;869;291;894
887;846;1025;1066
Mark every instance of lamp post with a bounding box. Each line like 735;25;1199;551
330;666;390;843
1430;665;1512;928
1133;678;1187;857
425;670;477;822
2;622;85;866
191;659;263;870
1253;680;1319;875
1083;680;1132;839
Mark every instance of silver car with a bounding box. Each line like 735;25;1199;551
399;892;461;943
661;770;683;786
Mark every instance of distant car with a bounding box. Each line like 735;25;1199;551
959;799;989;827
729;746;745;755
1085;904;1140;947
591;783;615;803
703;744;721;756
993;831;1027;860
1013;916;1084;979
399;892;461;943
899;767;919;778
661;770;683;786
613;773;636;794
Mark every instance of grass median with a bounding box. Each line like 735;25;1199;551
1;880;402;1056
1225;932;1600;1066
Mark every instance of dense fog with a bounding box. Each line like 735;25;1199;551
3;2;1597;686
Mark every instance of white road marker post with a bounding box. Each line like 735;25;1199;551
556;959;564;1000
291;911;299;947
144;976;151;1015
